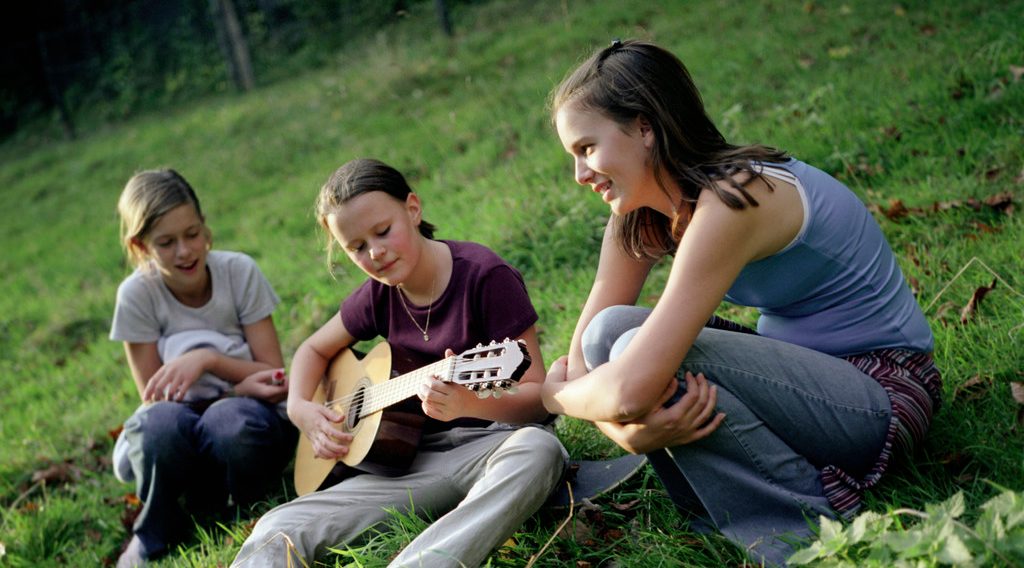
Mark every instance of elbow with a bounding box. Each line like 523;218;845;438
607;382;659;422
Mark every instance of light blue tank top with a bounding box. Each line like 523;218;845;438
724;159;933;357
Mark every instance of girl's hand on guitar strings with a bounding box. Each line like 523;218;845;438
292;399;351;460
419;377;472;422
419;348;471;422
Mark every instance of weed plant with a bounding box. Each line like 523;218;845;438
1;0;1022;565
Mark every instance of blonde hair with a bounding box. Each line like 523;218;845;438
117;169;207;267
315;158;436;271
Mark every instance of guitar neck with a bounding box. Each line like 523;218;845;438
354;358;453;419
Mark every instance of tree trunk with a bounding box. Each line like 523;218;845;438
36;32;76;140
210;0;255;91
434;0;453;37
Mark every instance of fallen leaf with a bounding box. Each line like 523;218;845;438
960;278;997;324
955;375;990;401
1011;382;1024;405
31;461;79;486
933;300;957;323
108;425;124;440
610;498;642;512
1013;381;1024;429
1010;65;1024;82
983;192;1015;215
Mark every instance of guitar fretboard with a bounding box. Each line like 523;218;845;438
353;358;454;418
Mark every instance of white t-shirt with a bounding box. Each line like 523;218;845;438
111;250;278;343
110;250;279;400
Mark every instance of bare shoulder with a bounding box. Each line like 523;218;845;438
697;172;804;260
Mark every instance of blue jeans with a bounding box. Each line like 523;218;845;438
582;306;892;566
122;397;296;558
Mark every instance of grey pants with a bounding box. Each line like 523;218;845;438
582;306;892;566
232;425;566;568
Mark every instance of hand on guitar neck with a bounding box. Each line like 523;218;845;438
293;339;531;495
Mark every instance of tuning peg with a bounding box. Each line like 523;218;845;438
476;342;483;348
505;386;518;395
475;389;491;399
491;389;503;399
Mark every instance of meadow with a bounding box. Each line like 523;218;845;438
1;0;1022;565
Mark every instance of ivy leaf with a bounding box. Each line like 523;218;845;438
936;533;973;564
788;541;825;565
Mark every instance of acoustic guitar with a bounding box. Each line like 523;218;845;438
293;338;530;495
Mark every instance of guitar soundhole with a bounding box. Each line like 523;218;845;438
346;383;366;430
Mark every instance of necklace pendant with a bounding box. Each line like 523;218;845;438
423;333;430;342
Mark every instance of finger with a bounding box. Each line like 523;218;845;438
444;348;456;358
655;378;679;407
321;406;345;423
693;412;726;441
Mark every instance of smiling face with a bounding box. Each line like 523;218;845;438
556;104;667;216
324;191;425;288
139;203;210;298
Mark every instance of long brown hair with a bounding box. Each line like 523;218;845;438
549;39;788;260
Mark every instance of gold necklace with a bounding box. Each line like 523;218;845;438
397;247;438;342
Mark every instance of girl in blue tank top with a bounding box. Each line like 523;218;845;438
541;39;940;567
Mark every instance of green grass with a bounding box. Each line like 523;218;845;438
1;0;1023;565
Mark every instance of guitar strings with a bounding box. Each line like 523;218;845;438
320;355;502;414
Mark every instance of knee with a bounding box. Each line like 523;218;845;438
582;305;640;368
202;398;273;440
505;428;567;481
132;402;193;459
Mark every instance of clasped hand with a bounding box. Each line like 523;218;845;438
143;348;211;402
599;371;725;454
542;354;725;454
234;368;289;403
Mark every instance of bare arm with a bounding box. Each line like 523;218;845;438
565;220;655;379
286;312;357;460
543;191;782;422
123;342;162;402
419;325;550;424
140;316;284;402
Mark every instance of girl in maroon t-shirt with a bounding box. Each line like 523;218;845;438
233;158;565;568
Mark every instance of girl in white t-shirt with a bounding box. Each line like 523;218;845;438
110;169;295;567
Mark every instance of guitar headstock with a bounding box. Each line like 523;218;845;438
449;339;530;396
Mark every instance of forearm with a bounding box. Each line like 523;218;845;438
544;360;668;422
201;350;276;384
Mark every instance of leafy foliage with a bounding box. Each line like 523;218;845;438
790;489;1024;567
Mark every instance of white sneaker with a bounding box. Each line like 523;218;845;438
116;535;148;568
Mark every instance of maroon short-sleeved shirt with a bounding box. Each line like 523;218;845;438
341;240;538;432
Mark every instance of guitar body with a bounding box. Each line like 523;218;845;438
294;338;529;496
293;342;424;496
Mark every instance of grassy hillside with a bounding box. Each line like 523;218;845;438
1;0;1022;565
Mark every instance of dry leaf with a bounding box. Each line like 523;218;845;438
108;424;124;440
960;278;997;324
610;498;642;512
1010;65;1024;82
934;300;957;323
955;375;989;401
1011;382;1024;405
31;461;78;486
